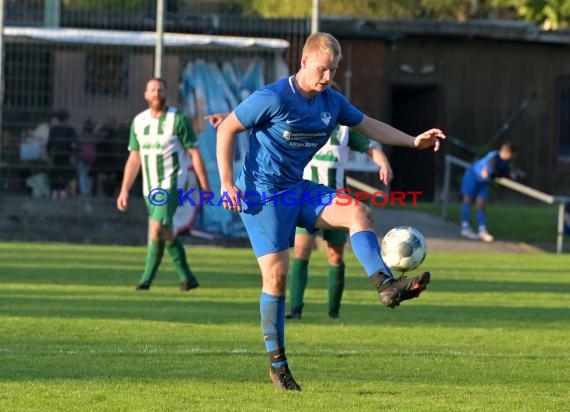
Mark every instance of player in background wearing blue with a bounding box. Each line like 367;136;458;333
117;78;210;291
287;121;393;320
460;142;516;242
216;32;445;391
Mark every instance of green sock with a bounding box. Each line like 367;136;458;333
140;239;165;285
327;263;345;313
166;238;196;282
288;258;309;311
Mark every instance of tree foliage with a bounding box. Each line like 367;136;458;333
494;0;570;29
61;0;570;29
246;0;570;29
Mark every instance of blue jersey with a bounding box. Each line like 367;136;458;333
470;150;511;183
234;75;364;193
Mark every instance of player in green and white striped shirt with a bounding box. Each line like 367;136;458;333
117;78;210;291
287;123;393;319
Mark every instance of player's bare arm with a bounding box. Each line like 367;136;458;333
354;115;446;151
116;151;142;211
187;147;211;191
481;165;489;179
368;146;393;186
486;157;498;178
216;112;246;212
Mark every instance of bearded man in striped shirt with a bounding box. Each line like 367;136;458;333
117;77;210;291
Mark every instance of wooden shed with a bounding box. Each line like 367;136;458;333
319;18;570;200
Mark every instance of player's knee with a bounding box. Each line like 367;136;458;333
353;203;373;228
267;272;287;293
294;248;311;260
328;255;344;267
148;228;162;241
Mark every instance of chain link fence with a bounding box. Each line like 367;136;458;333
0;1;314;240
1;1;308;204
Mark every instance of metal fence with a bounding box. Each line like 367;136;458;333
0;1;309;201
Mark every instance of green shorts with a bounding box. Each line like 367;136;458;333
295;226;348;245
144;187;179;227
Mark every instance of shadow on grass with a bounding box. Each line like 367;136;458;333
0;349;272;383
418;277;570;293
4;266;570;294
1;292;569;327
344;275;570;294
0;267;260;288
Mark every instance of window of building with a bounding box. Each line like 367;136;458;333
85;53;128;98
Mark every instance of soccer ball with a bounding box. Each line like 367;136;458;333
381;226;427;273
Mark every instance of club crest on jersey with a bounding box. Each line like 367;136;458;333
321;112;332;126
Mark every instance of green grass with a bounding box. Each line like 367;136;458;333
1;243;570;411
403;202;561;244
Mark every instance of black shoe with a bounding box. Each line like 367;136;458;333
328;310;340;319
180;278;200;291
135;283;150;291
285;308;302;320
371;271;431;309
269;365;301;391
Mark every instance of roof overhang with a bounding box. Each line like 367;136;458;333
3;26;290;51
322;17;570;45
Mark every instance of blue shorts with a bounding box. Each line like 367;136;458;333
461;169;489;199
238;180;335;257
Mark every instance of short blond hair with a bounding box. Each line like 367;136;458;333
302;32;342;60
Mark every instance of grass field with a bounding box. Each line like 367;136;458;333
402;202;562;245
1;242;569;411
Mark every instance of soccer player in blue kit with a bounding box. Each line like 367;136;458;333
460;142;517;242
216;32;446;391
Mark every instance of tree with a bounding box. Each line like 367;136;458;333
245;0;570;29
494;0;570;29
61;0;570;29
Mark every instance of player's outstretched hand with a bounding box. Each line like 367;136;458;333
414;128;446;152
204;113;229;129
378;163;393;186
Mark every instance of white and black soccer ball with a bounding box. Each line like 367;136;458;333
381;226;427;273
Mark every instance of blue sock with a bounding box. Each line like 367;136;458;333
461;202;471;226
260;292;288;368
350;230;392;277
476;209;486;228
276;295;286;349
